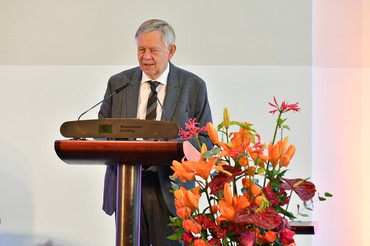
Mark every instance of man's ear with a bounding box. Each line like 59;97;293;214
167;44;176;61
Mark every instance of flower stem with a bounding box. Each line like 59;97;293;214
205;180;216;222
272;110;283;145
196;137;202;150
263;110;283;187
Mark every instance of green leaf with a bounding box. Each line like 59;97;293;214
217;121;224;131
167;230;182;241
283;125;291;131
325;192;333;197
211;146;221;155
275;206;296;219
202;151;213;159
318;196;326;201
276;169;288;178
277;118;286;127
169;216;176;223
171;182;179;190
241;187;248;194
298;213;309;217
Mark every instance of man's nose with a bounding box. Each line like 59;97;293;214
143;49;152;59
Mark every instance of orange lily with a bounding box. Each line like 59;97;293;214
242;177;261;196
217;183;250;224
268;136;289;167
232;195;250;210
183;219;202;234
194;239;208;246
265;231;277;243
217;200;236;224
224;183;233;205
186;156;219;180
217;196;251;224
171;158;195;182
280;144;296;167
181;186;201;211
209;205;218;214
174;189;185;201
207;122;219;145
239;156;249;167
249;150;269;168
176;206;191;219
219;124;252;160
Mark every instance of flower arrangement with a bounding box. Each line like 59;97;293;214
168;97;331;246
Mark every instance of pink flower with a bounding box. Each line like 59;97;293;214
179;118;207;140
238;232;256;246
269;97;300;115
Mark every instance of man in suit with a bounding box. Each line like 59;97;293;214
98;19;212;246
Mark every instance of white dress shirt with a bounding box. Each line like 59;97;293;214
136;64;169;120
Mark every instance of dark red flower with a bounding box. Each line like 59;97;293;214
209;166;247;194
281;178;316;201
234;205;282;230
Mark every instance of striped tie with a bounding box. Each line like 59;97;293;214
146;81;160;120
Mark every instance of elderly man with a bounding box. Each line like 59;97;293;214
98;19;212;246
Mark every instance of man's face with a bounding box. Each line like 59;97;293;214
137;30;176;80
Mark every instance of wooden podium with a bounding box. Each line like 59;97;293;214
55;119;183;246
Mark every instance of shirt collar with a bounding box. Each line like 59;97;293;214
141;62;170;85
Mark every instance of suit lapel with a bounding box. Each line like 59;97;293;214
162;63;181;121
125;68;142;118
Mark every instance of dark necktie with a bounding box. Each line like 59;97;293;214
143;81;160;170
146;81;160;120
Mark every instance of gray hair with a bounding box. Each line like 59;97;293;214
135;19;176;48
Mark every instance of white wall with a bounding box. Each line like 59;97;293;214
0;0;319;245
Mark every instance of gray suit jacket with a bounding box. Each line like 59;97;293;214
98;63;212;216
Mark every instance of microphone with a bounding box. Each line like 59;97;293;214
149;82;167;121
77;82;130;120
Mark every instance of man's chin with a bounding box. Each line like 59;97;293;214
142;70;157;79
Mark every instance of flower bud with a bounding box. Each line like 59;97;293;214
207;122;219;144
223;108;230;129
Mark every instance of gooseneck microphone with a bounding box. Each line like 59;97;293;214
149;82;167;121
77;82;130;120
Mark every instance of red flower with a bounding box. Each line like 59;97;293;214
181;232;194;245
263;183;290;207
279;228;296;244
269;97;300;115
263;184;279;207
208;238;222;246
